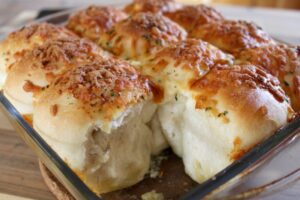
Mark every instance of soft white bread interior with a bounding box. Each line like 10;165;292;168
3;38;108;115
67;5;128;42
159;64;293;183
33;59;157;194
148;111;169;155
98;12;187;60
237;44;300;111
0;23;76;89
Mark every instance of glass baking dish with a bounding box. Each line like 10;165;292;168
1;5;300;200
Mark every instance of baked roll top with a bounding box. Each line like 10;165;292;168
67;6;128;42
165;4;224;32
124;0;182;15
190;20;274;55
0;23;76;88
238;44;300;111
98;12;187;60
140;38;233;103
138;38;233;159
33;59;156;194
3;38;108;114
159;64;293;183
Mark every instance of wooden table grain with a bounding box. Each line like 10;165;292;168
0;125;55;200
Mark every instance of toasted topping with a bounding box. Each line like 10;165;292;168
230;137;249;161
23;114;33;126
138;39;232;103
99;12;187;58
51;59;151;115
191;65;287;103
149;82;164;103
50;104;59;116
67;6;128;41
23;80;42;93
151;39;232;75
124;0;181;15
0;23;76;74
27;38;107;71
166;4;224;32
124;12;186;41
238;44;300;81
238;44;300;110
7;38;108;97
190;20;274;55
8;23;75;42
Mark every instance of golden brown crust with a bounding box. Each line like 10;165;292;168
39;38;105;64
191;65;287;104
0;23;76;71
67;6;128;41
99;12;187;58
238;44;300;110
7;37;107;92
23;38;106;71
154;39;231;72
123;13;186;41
190;20;274;55
3;37;108;114
7;23;76;43
138;39;232;103
50;59;152;117
124;0;181;15
165;4;224;32
238;44;300;80
120;13;185;43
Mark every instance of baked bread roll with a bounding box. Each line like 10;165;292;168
3;38;108;114
165;4;224;32
124;0;182;15
139;38;233;103
190;20;275;55
33;59;157;194
138;38;233;157
237;44;300;111
98;12;187;60
0;23;76;88
67;6;128;42
159;64;293;182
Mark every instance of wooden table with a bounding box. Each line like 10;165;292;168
0;116;55;200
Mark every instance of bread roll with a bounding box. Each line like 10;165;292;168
33;59;157;194
190;20;275;55
137;38;231;157
67;6;128;42
0;23;76;89
98;12;187;60
238;44;300;111
159;64;293;183
3;38;108;114
165;4;224;32
139;38;233;103
124;0;182;15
